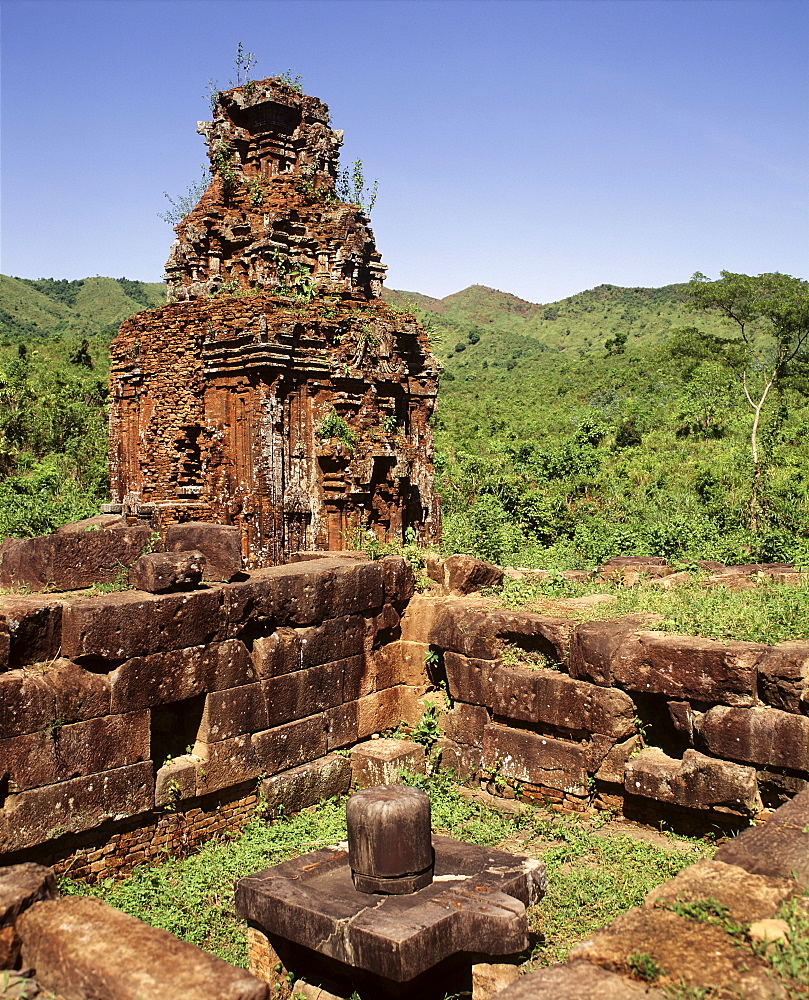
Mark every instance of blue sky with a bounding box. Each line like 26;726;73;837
2;0;807;303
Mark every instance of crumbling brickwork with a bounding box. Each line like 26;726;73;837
109;78;439;567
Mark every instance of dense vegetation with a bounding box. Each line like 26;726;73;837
1;272;807;573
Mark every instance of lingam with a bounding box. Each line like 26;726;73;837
235;785;546;998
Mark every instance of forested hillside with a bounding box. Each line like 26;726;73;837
0;274;806;569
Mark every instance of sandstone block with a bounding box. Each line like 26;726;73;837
696;705;809;772
444;554;504;594
61;588;224;663
435;738;482;781
195;734;261;795
444;651;496;706
594;735;643;783
261;658;361;727
43;658;112;722
366;603;401;650
0;669;56;738
0;762;154;852
356;687;405;739
644;858;796;924
380;554;416;604
625;748;760;815
757;640;809;713
252;615;366;679
0;523;152;592
325;701;359;751
0;710;150;792
471;961;519;999
252;715;328;776
567;614;665;685
0;862;58;969
197;683;269;742
442;702;489;747
129;549;205;592
330;558;385;615
259;754;350;815
165;521;243;581
610;631;764;705
350;738;426;786
482;723;589;794
17;896;269;1000
570;906;779;999
110;639;256;712
714;786;809;887
154;755;198;808
492;665;636;739
0;596;64;670
496;961;665;1000
372;640;429;689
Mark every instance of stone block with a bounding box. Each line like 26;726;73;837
471;961;519;1000
61;588;224;663
0;862;58;969
444;554;504;595
442;702;489;747
43;658;112;722
0;762;154;852
252;715;328;776
330;558;385;616
496;961;665;1000
0;596;64;670
259;754;351;815
757;640;809;713
610;631;765;706
380;554;416;604
325;701;359;751
372;640;429;689
154;755;198;808
714;786;809;887
356;687;405;739
129;549;205;592
567;614;664;685
350;738;426;786
570;907;778;999
482;723;589;795
165;521;243;581
0;669;56;738
625;748;760;815
435;738;482;781
644;858;795;924
254;615;365;677
197;683;269;742
696;705;809;772
444;651;496;706
110;639;256;712
366;603;401;649
594;735;643;783
0;523;152;592
17;896;269;1000
492;665;636;739
0;710;150;792
195;734;261;795
261;658;360;728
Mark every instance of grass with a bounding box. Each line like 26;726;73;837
60;772;709;972
497;572;809;645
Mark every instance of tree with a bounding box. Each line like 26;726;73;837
688;271;809;530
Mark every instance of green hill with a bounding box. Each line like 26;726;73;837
0;275;165;341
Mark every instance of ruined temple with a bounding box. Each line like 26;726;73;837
109;77;440;567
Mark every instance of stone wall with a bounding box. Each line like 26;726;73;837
0;554;422;878
397;594;809;828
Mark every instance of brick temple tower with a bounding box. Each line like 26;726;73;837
109;78;440;567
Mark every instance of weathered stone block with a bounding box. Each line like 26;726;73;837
611;631;765;705
0;596;65;670
110;639;256;712
444;554;504;594
625;748;760;815
325;701;359;751
254;616;365;678
757;640;809;713
496;961;665;1000
492;665;636;739
261;658;360;727
594;735;643;783
435;737;482;781
444;651;496;706
61;588;224;662
570;906;778;999
380;555;416;604
259;754;351;815
330;558;385;616
0;710;150;792
165;521;242;582
0;863;58;969
154;755;197;808
714;785;809;887
0;762;154;852
43;658;111;722
356;686;403;739
252;716;327;776
195;734;261;795
442;702;489;747
696;705;809;772
129;549;205;592
366;603;401;649
567;614;664;685
644;858;795;924
0;523;151;592
0;669;56;739
17;896;269;1000
372;640;429;689
482;723;589;795
350;738;426;786
197;683;269;742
